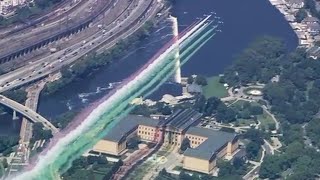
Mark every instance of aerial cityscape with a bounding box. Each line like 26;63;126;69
0;0;319;180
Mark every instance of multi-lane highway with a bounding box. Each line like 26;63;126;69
0;0;163;93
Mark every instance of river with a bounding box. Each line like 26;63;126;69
0;0;298;135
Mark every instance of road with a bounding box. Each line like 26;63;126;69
0;0;110;59
0;0;162;93
0;95;58;133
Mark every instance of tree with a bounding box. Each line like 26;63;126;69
246;141;260;160
187;76;194;84
127;137;140;149
218;160;235;177
203;96;222;116
259;155;284;179
216;104;236;123
31;123;53;142
160;106;172;115
244;129;264;145
193;95;206;113
178;171;193;180
180;138;190;152
2;159;8;169
2;89;27;104
295;9;307;23
195;75;208;86
249;106;263;115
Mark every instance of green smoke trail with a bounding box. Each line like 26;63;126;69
12;23;215;180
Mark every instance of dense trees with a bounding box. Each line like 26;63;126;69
53;110;79;129
221;36;285;86
244;129;264;160
306;118;320;147
193;95;236;123
222;36;320;125
63;155;122;180
295;9;307;23
0;136;19;155
2;89;27;104
31;122;53;143
195;75;208;86
217;159;246;177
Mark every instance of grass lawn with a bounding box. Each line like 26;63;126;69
202;76;228;98
237;118;256;126
93;172;106;180
257;111;275;130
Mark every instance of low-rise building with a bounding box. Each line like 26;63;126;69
0;0;27;15
307;23;320;36
302;17;319;25
92;115;160;156
183;127;238;174
286;0;304;9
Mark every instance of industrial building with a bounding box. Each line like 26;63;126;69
92;109;239;174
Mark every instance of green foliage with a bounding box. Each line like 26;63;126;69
245;141;261;160
306;118;320;147
259;155;285;179
193;95;236;123
43;22;154;95
195;75;208;86
127;137;140;149
295;9;307;23
180;138;190;152
217;159;246;177
2;89;27;104
187;76;194;84
31;122;53;142
53;110;79;129
0;136;19;155
223;36;285;86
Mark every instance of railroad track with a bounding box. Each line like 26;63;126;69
0;0;84;37
0;0;117;63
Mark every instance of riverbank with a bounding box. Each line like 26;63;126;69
42;21;156;96
268;0;317;48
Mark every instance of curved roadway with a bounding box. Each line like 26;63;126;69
0;95;59;133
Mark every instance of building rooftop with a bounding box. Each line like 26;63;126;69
103;115;160;143
184;127;237;161
308;23;320;31
303;16;319;24
287;0;304;4
164;109;202;132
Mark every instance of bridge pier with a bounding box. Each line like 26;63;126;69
13;110;19;120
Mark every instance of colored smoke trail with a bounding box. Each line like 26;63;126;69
9;17;215;180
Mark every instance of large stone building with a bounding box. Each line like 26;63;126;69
93;115;159;156
92;109;239;174
183;127;238;174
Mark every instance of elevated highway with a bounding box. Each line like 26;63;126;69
0;0;163;93
0;95;59;133
0;0;114;63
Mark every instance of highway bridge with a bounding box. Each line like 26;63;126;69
0;95;59;133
